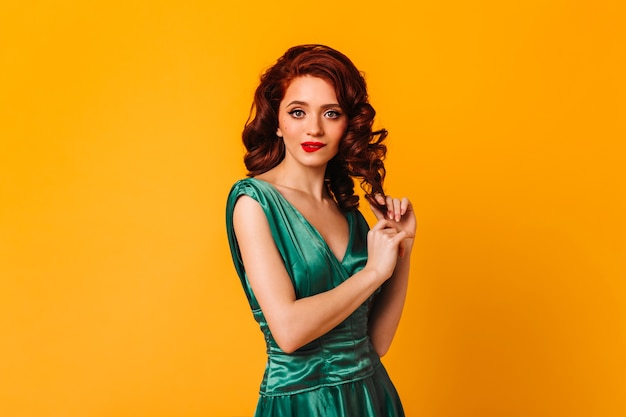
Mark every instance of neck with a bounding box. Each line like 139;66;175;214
267;161;328;201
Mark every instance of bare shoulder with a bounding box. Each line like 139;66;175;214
233;194;262;214
232;195;272;241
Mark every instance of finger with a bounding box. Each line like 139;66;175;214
367;195;387;221
380;228;399;236
391;227;416;242
391;230;410;245
385;196;394;220
385;196;402;222
371;218;393;231
400;197;410;215
393;198;402;222
369;203;384;220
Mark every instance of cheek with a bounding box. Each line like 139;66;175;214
334;121;348;137
279;118;293;134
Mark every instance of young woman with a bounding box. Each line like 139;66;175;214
226;44;416;417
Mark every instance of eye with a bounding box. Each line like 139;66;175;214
288;109;305;119
324;110;342;119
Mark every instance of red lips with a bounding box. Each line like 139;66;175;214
301;142;326;153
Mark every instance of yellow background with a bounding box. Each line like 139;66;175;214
1;1;624;416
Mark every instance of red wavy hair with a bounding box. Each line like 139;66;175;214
242;44;388;211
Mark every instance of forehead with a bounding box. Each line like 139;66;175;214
281;76;338;104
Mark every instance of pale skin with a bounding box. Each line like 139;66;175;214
233;76;416;355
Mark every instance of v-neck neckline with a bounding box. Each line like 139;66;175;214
251;177;353;265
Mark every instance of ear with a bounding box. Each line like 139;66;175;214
276;127;283;138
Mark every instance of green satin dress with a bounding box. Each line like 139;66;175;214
226;178;405;417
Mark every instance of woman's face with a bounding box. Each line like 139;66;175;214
276;75;348;170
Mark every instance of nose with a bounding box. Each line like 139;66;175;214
307;116;324;136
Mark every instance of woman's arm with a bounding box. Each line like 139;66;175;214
367;243;413;356
233;195;409;354
366;194;417;357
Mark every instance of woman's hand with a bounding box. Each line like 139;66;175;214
364;219;411;281
368;194;417;258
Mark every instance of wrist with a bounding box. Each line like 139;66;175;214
360;265;388;287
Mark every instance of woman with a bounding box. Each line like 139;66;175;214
226;44;416;416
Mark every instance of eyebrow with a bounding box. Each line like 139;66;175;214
285;100;341;109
